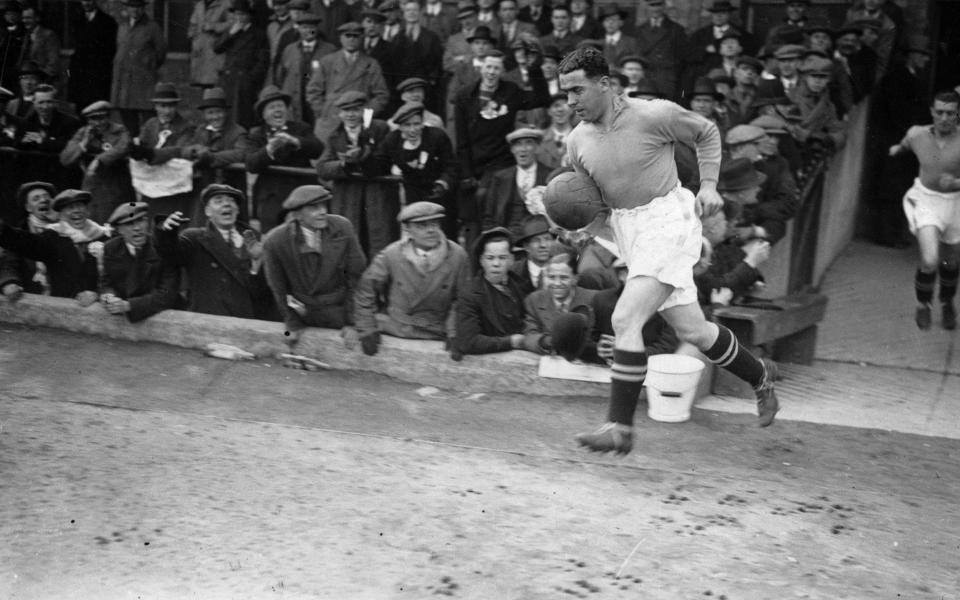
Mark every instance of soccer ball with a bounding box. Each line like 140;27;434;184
542;170;607;230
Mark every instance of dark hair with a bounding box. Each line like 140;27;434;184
545;242;579;273
557;47;610;79
551;4;570;17
482;233;511;253
34;83;57;97
932;90;960;107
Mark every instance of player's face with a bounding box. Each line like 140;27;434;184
559;69;611;124
524;232;554;265
544;261;576;301
931;101;960;135
479;239;514;283
405;218;445;250
690;95;715;118
510;138;538;168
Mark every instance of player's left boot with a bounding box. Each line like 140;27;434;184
575;422;633;455
943;302;957;331
755;358;780;427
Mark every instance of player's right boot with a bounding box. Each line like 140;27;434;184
755;358;780;427
575;422;633;455
916;303;932;330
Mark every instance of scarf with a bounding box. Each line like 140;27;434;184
47;220;109;244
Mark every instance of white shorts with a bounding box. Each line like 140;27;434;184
903;179;960;244
609;184;701;311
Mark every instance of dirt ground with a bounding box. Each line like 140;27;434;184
1;325;959;599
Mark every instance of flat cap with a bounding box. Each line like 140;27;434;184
391;101;425;125
17;181;55;207
471;226;513;268
108;201;150;226
398;201;445;223
334;90;367;109
197;86;229;110
337;21;364;34
283;185;332;210
750;115;789;134
718;157;767;192
52;189;92;211
201;183;244;205
774;44;806;60
800;55;832;75
295;12;322;24
618;54;648;67
396;77;428;93
81;100;112;118
725;124;766;145
736;55;765;73
255;85;292;115
456;4;478;18
506;127;543;144
150;81;181;103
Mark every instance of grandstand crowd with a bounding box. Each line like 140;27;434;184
0;0;936;359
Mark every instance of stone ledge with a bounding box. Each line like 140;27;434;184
0;294;607;397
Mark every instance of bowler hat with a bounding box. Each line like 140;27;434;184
337;21;364;34
551;311;590;362
753;78;789;106
466;25;494;43
708;0;736;12
769;24;805;46
254;85;292;115
736;55;764;74
515;214;552;245
707;68;735;87
17;181;56;207
396;77;428;94
472;226;513;269
108;201;150;226
598;4;627;21
506;127;543;144
398;201;445;223
628;79;662;98
81;100;113;118
804;20;835;38
718;157;767;192
197;87;230;110
691;76;724;100
334;90;367;110
282;185;332;211
295;12;322;24
150;82;181;104
201;183;244;206
52;189;92;211
391;101;425;124
725;124;766;146
774;44;806;60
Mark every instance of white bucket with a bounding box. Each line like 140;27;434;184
645;354;706;423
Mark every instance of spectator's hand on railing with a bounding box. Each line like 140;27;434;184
360;331;380;356
161;211;190;231
2;283;23;303
742;239;771;268
103;295;131;315
76;290;99;307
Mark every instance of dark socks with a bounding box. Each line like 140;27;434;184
607;350;647;426
939;263;958;303
703;325;766;389
916;269;936;304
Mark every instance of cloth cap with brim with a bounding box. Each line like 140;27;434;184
334;90;368;110
619;55;648;68
398;201;445;223
598;4;627;20
835;22;864;37
472;226;513;269
397;77;427;94
515;214;552;245
725;124;766;145
17;181;56;207
750;114;789;134
770;24;805;45
17;60;43;77
254;85;292;115
718;158;767;192
754;78;787;102
456;4;478;19
150;82;181;104
0;86;14;102
541;44;561;60
481;49;505;60
691;76;723;100
295;12;323;24
197;87;230;110
551;311;590;362
283;185;332;211
467;25;494;43
804;21;835;38
81;100;113;118
201;183;244;206
506;127;544;144
377;0;399;11
337;21;364;34
52;189;93;211
708;0;736;12
800;55;832;75
391;101;425;124
736;56;764;73
361;8;387;21
108;201;150;226
774;44;806;60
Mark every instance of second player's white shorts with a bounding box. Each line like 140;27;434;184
903;178;960;244
609;184;701;311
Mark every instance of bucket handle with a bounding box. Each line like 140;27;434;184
658;391;683;398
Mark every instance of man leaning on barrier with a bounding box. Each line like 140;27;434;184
262;185;367;350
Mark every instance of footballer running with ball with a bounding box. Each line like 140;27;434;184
552;47;779;455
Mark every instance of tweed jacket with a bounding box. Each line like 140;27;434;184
100;236;180;322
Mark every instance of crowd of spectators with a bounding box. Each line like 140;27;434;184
0;0;934;364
